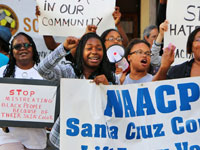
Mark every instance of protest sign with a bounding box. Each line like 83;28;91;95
0;78;59;128
36;0;116;37
164;0;200;65
60;78;200;149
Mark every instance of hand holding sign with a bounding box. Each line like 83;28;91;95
112;6;121;26
159;20;169;36
93;74;109;85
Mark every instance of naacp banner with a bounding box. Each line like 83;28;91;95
164;0;200;65
36;0;116;37
60;78;200;150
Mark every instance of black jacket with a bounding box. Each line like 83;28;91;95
167;59;194;79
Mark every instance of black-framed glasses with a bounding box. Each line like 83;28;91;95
129;49;153;57
13;43;32;50
105;37;123;42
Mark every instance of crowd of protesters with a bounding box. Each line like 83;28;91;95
1;0;200;149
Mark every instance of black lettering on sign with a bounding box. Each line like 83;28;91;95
60;4;84;15
44;0;56;12
184;5;200;22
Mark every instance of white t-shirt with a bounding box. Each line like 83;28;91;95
0;65;47;149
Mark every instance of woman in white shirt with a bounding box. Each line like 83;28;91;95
0;32;47;150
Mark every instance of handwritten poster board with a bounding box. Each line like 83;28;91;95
60;78;200;150
36;0;116;37
164;0;200;65
0;78;59;128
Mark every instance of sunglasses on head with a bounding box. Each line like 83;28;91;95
13;43;32;50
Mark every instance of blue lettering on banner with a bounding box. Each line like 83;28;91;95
104;90;124;117
136;88;155;116
82;123;92;137
122;90;136;117
174;141;200;150
104;83;200;118
155;85;176;113
125;122;165;140
178;83;200;111
66;118;118;139
66;118;79;136
81;145;127;150
171;117;200;135
81;145;88;150
104;89;156;118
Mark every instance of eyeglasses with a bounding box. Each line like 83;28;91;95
129;49;153;57
13;43;32;50
105;37;123;42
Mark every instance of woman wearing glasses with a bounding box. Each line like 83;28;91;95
101;6;129;49
101;29;129;84
123;38;175;85
0;32;47;150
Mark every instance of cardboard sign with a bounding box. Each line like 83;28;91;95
164;0;200;65
0;78;59;128
36;0;116;37
60;78;200;149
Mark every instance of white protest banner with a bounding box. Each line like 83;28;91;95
164;0;200;65
0;1;66;63
36;0;116;37
60;78;200;150
0;78;59;128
